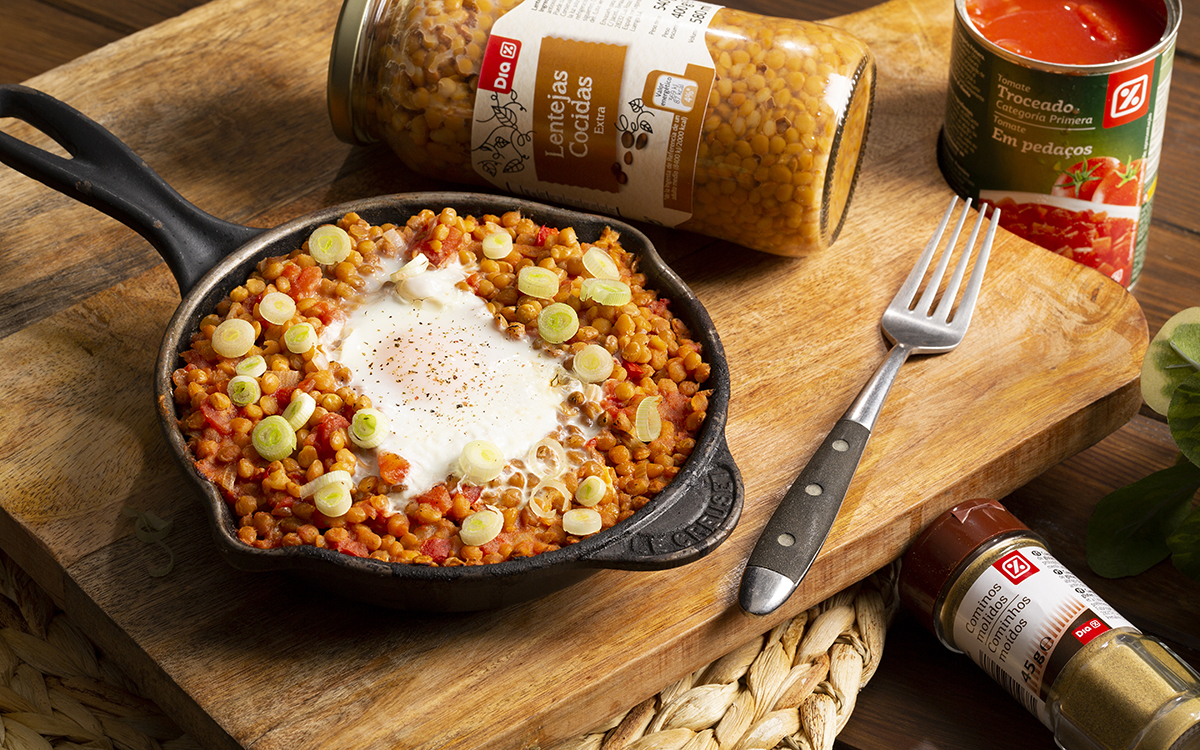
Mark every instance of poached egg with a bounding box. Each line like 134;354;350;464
325;252;586;503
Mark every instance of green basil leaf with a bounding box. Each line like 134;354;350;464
1168;372;1200;467
1086;461;1200;578
1167;505;1200;582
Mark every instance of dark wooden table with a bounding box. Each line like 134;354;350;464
3;1;1197;749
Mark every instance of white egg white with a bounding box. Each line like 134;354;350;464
324;253;588;505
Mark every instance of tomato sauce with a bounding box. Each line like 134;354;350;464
966;0;1165;65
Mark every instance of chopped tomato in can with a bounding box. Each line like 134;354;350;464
938;0;1179;287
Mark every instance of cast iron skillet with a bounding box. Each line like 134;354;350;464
0;84;744;611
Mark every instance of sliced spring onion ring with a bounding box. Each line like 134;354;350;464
582;247;621;280
580;278;632;307
299;469;353;498
211;318;256;358
481;231;513;259
517;266;560;299
574;475;608;507
390;253;430;283
529;479;570;519
458;440;506;484
572;344;615;383
349;408;389;449
635;395;663;442
563;508;602;536
459;507;504;546
235;354;267;378
538;303;579;344
227;375;261;407
527;438;567;477
251;415;296;461
313;482;353;518
284;322;316;353
308;224;353;265
259;292;296;325
282;390;316;429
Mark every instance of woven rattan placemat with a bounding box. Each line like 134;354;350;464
0;550;896;750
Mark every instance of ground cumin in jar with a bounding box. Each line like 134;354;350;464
899;498;1200;750
327;0;875;257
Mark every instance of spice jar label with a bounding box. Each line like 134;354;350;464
471;0;720;225
951;544;1135;728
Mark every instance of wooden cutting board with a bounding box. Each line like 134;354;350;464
0;0;1146;746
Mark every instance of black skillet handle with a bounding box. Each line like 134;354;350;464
0;84;263;294
584;435;744;570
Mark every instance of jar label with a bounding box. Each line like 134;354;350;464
472;0;721;225
939;0;1178;288
951;545;1135;728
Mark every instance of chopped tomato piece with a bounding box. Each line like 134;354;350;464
659;390;692;431
378;452;411;484
647;298;670;317
293;266;323;298
306;299;340;327
310;413;350;455
418;226;464;266
415;484;453;513
200;401;235;434
420;537;453;563
327;534;369;558
279;262;302;283
535;224;557;246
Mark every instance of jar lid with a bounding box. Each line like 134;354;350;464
327;0;376;145
898;498;1031;635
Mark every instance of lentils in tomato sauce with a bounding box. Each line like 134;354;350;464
172;208;711;565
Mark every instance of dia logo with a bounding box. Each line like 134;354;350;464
1104;58;1155;128
994;549;1039;584
480;36;523;93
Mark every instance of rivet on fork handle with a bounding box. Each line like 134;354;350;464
739;196;1000;617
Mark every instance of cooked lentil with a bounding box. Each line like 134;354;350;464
342;0;874;256
173;208;711;565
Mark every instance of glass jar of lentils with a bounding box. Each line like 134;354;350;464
327;0;875;257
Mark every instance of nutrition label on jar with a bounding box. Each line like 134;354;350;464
951;545;1136;728
471;0;722;225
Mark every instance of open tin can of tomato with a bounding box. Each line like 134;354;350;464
938;0;1181;288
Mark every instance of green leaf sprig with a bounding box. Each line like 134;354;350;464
1087;307;1200;581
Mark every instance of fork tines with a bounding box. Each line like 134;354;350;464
901;196;1000;329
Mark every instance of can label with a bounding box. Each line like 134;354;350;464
472;0;720;225
951;545;1135;729
939;0;1177;288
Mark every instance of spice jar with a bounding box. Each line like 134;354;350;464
899;498;1200;750
327;0;875;257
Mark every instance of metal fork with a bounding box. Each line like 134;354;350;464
739;196;1000;617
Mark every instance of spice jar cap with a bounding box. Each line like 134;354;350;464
328;0;376;145
898;498;1030;635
